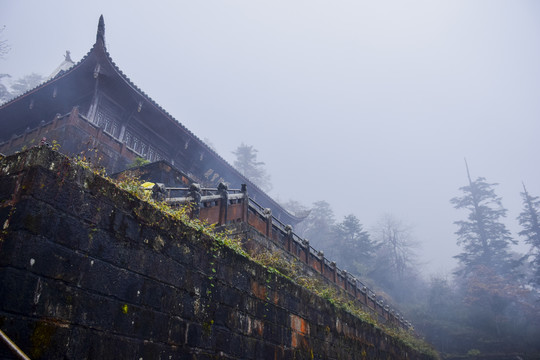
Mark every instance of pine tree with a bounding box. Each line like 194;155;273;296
333;214;377;275
450;164;516;276
296;200;335;253
450;166;538;347
518;184;540;286
232;143;272;192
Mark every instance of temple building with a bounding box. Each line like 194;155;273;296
0;16;300;225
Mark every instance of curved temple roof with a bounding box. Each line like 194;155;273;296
0;15;304;226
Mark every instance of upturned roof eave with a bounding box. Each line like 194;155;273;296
0;49;93;110
93;25;302;224
0;15;303;225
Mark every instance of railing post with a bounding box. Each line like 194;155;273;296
52;113;61;129
285;225;293;252
377;299;383;317
151;183;166;201
263;208;272;238
241;184;248;223
189;183;201;219
360;285;367;305
23;126;31;143
302;239;309;264
37;120;45;136
68;106;79;124
331;261;337;282
317;250;324;274
217;182;229;225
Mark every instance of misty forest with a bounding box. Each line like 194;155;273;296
2;4;540;359
2;42;540;360
232;143;540;357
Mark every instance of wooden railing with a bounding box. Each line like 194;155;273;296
2;111;412;329
163;183;413;330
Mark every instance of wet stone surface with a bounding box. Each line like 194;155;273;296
0;147;434;360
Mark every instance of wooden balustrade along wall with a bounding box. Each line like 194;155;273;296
0;147;434;359
183;189;410;330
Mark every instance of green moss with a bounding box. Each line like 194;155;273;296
30;321;56;359
68;151;438;359
202;320;214;337
88;227;98;240
128;157;150;169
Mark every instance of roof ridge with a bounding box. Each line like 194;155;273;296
1;15;301;222
100;48;298;219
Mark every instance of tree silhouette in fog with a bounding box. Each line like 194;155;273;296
232;143;272;192
451;169;517;276
518;184;540;288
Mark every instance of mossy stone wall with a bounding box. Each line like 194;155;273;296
0;147;434;359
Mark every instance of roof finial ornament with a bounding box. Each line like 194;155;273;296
64;50;73;63
96;15;105;44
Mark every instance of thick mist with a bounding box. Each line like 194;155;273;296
2;0;539;274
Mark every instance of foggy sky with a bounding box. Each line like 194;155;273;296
2;0;540;276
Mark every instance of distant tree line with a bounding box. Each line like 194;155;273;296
278;164;540;358
411;168;540;358
284;200;423;305
0;73;45;104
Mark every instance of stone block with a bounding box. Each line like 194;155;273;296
167;315;187;346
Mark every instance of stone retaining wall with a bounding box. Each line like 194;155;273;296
0;147;435;359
